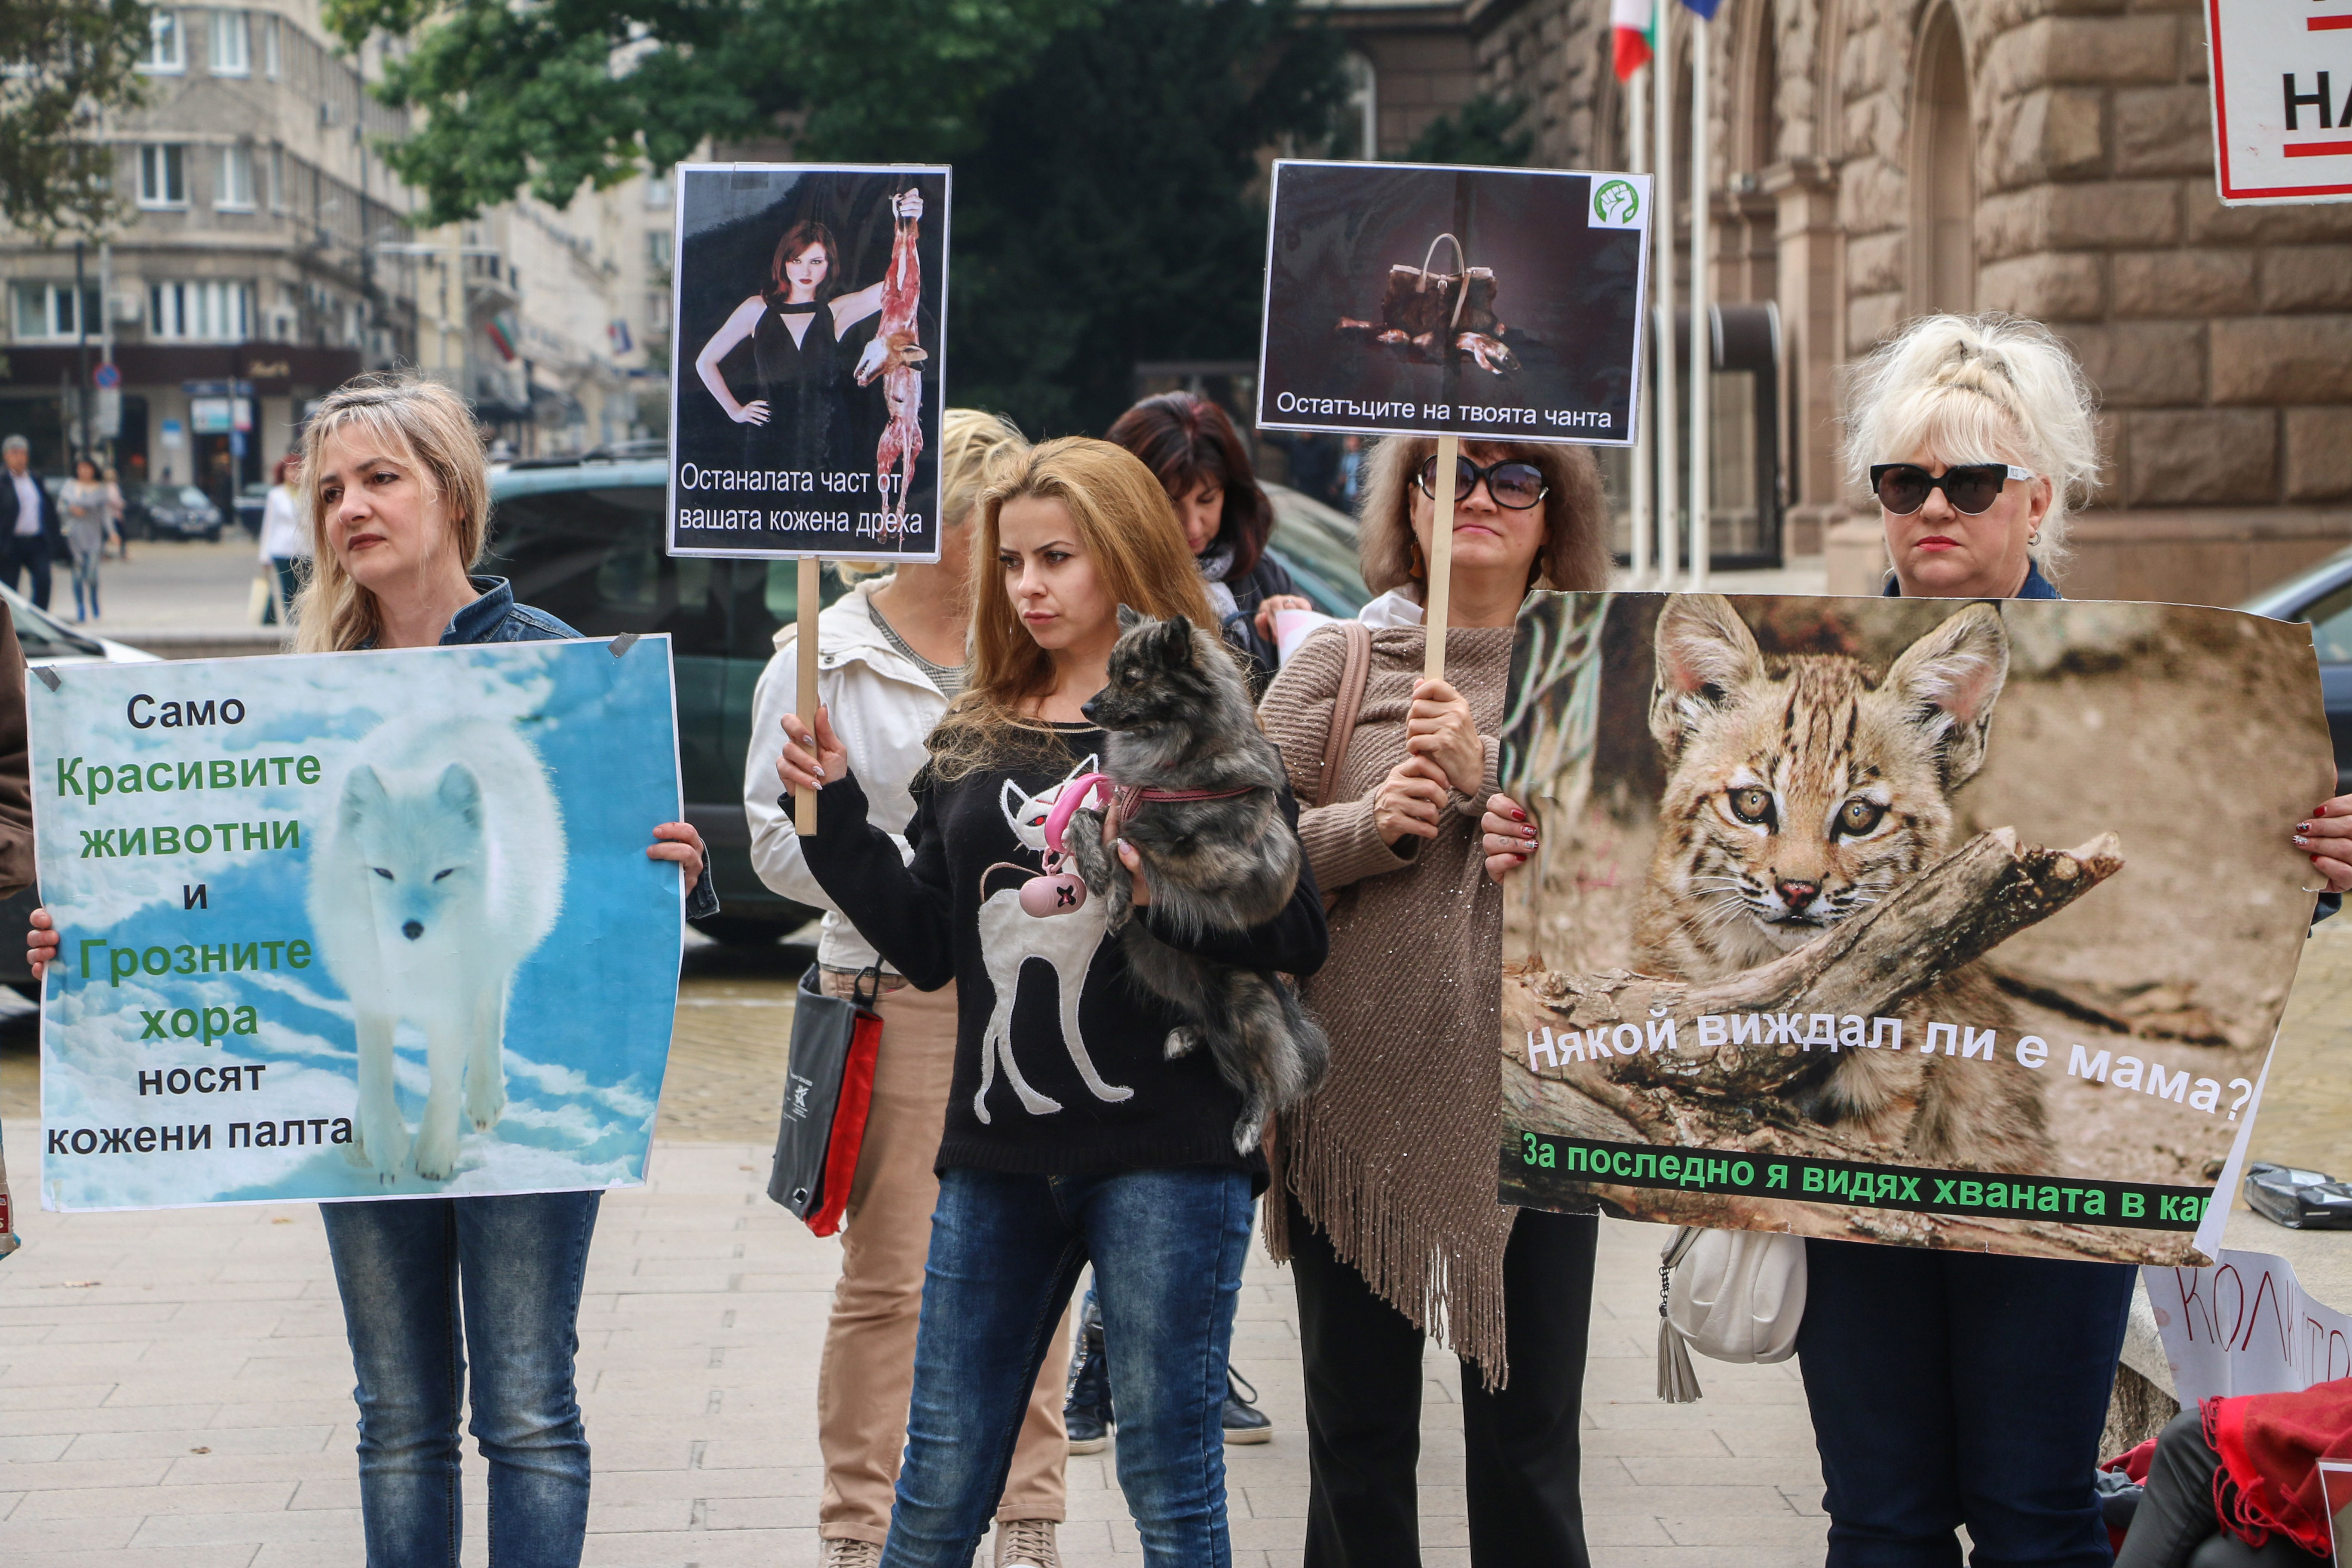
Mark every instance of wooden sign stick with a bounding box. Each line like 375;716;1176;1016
796;555;821;836
1422;432;1461;684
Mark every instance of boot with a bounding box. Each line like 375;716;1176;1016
1221;1367;1273;1444
1063;1297;1113;1454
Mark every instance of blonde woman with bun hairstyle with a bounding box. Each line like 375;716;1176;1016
774;437;1328;1568
1792;314;2131;1568
1845;311;2101;601
744;410;1077;1568
29;372;715;1568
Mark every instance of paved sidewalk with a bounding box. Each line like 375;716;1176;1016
2;944;1827;1566
0;1157;1825;1565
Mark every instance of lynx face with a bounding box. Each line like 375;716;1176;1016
1633;596;2010;980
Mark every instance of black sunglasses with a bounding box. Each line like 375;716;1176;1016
1869;462;2034;517
1414;455;1548;510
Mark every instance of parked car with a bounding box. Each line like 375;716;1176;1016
483;456;1369;944
0;586;163;997
121;483;225;542
2241;548;2352;792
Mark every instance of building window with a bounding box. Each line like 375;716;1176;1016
140;11;184;72
643;170;672;209
215;145;254;209
10;284;102;342
646;229;671;271
266;145;285;212
150;280;251;341
139;144;188;207
1910;5;1975;314
208;10;248;75
260;13;279;78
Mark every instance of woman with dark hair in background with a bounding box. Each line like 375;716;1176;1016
694;193;924;473
1104;392;1313;690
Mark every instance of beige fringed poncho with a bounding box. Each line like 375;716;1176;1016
1259;621;1519;1386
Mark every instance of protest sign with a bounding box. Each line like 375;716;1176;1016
1256;159;1650;680
31;638;685;1210
1255;160;1651;447
2147;1248;2352;1403
0;1124;16;1257
1496;592;2330;1265
668;163;949;564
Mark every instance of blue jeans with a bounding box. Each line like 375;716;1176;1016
1797;1238;2136;1568
885;1165;1255;1568
321;1191;601;1568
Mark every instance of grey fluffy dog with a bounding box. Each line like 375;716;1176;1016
1064;606;1331;1154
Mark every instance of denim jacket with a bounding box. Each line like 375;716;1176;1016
440;577;719;919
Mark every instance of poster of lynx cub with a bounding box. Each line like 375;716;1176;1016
1497;592;2331;1265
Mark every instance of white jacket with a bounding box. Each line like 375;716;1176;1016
743;577;951;973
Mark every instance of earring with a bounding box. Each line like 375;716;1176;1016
1407;538;1427;581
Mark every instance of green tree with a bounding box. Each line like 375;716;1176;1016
0;0;152;240
1405;92;1533;167
328;0;1348;435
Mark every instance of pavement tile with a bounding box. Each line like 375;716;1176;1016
0;1458;173;1491
12;1480;296;1521
127;1507;364;1546
64;1426;334;1461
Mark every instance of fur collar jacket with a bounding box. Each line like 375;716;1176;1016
744;577;953;973
798;725;1327;1182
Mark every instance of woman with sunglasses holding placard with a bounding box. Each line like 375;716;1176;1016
1257;435;1611;1566
1804;314;2124;1567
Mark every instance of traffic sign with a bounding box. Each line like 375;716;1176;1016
92;362;120;391
2207;0;2352;204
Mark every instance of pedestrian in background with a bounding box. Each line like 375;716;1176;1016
1259;435;1611;1567
58;456;116;622
259;451;308;625
744;409;1077;1568
0;434;64;610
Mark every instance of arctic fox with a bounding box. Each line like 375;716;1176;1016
308;714;567;1183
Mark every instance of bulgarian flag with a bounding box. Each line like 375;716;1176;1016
1612;0;1653;80
484;315;519;363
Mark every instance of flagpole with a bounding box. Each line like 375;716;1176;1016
1651;3;1679;592
1687;9;1712;593
1628;64;1652;589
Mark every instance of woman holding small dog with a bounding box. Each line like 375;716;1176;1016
743;409;1078;1568
773;436;1328;1568
1256;435;1609;1567
29;374;717;1568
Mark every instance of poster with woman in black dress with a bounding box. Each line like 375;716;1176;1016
668;165;949;562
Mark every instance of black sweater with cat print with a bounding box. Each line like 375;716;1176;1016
799;723;1327;1182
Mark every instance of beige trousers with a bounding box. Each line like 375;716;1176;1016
816;973;1070;1544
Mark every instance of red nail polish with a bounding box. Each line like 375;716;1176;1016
1510;807;1528;822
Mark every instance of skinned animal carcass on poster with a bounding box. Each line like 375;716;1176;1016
1496;591;2331;1267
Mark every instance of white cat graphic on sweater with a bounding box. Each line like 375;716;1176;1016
973;756;1132;1122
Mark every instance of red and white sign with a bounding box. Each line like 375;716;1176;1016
2208;0;2352;203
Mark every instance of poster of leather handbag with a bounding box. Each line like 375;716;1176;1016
1255;160;1650;446
666;164;949;562
1495;591;2332;1266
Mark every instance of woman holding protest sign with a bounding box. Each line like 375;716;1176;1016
28;372;717;1568
1479;315;2127;1568
1104;392;1312;692
1255;435;1609;1566
744;409;1078;1568
773;436;1327;1568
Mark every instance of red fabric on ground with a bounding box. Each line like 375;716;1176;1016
2205;1377;2352;1558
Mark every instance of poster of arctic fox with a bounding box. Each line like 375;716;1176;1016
27;637;685;1211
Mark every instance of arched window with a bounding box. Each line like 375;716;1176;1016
1910;6;1974;312
1747;1;1782;172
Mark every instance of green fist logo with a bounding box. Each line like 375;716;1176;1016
1593;179;1640;226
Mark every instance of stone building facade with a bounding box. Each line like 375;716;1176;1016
1458;0;2352;603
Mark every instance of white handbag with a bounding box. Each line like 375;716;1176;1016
1655;1225;1808;1403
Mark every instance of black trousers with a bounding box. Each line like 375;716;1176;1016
3;534;51;610
1286;1188;1596;1568
2114;1411;2330;1568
